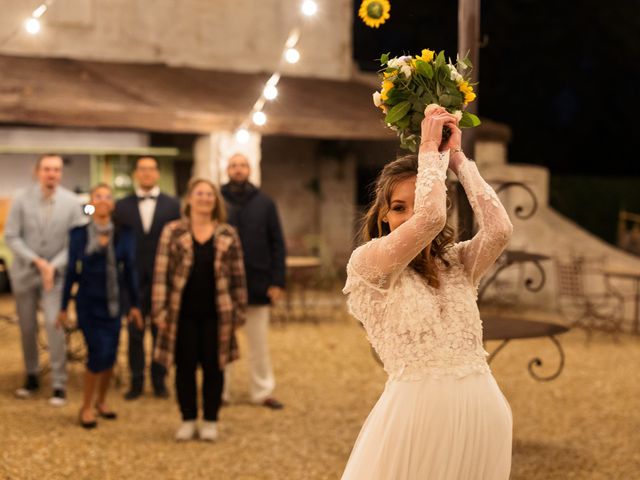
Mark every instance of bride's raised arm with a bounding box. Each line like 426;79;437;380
453;153;513;286
348;148;449;289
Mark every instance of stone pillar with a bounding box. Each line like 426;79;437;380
192;131;262;186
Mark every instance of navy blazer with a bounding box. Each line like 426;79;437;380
113;192;181;314
61;225;139;317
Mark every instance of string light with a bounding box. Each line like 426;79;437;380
24;18;41;35
301;0;319;16
252;111;267;126
235;128;251;144
233;4;317;140
32;4;49;18
285;48;301;64
21;2;53;36
263;84;278;100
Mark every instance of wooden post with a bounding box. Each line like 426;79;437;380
457;0;481;240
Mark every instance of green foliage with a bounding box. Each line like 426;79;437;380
385;100;412;124
459;111;481;128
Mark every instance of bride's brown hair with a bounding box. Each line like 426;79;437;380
359;154;454;288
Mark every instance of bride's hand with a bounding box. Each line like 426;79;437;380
420;109;458;152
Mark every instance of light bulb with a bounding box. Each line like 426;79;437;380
285;48;300;64
263;84;278;100
32;4;48;18
24;18;41;35
301;0;318;16
235;128;250;144
252;111;267;126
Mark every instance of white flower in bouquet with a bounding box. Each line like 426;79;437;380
372;91;382;107
449;64;463;83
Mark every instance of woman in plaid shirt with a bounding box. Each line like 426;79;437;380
152;178;247;441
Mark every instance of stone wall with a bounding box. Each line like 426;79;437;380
0;0;352;80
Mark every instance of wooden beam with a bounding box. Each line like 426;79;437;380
457;0;482;240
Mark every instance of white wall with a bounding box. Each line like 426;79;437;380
0;0;353;80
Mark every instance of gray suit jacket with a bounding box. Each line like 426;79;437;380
4;184;86;293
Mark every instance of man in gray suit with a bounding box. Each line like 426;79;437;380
4;154;85;406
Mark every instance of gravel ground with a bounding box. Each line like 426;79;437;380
0;295;638;480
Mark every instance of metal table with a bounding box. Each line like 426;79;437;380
483;316;569;381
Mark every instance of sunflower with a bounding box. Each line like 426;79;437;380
359;0;391;29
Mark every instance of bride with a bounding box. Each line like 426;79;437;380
342;106;513;479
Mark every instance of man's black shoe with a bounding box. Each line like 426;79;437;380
124;387;143;400
153;387;170;399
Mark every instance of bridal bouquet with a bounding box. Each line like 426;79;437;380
373;49;481;151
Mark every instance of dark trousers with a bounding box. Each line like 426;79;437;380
175;315;223;421
128;319;166;391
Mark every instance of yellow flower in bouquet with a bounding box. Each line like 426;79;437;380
372;49;481;151
416;49;435;63
457;80;476;105
380;80;394;101
359;0;391;29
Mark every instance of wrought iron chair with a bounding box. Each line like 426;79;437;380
554;256;624;339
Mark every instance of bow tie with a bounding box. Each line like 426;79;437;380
137;194;157;201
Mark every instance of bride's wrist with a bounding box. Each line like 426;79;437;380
419;139;440;152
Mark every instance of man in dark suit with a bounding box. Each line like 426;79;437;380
114;156;181;399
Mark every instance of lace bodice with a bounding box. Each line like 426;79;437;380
343;150;513;380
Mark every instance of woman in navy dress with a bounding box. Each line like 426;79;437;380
58;183;143;429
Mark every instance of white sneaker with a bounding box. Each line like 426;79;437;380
175;421;197;441
48;389;67;407
15;387;34;399
199;421;218;442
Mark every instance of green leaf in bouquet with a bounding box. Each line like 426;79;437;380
435;51;446;69
380;53;390;65
436;66;449;84
385;100;412;124
396;115;411;130
438;94;459;107
459;111;481;128
386;88;408;105
421;92;437;106
399;132;418;152
409;95;423;112
410;111;424;133
415;60;434;79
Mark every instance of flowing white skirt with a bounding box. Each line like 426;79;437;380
341;372;512;480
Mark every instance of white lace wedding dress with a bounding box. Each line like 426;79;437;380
342;150;514;480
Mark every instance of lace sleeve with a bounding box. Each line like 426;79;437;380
455;158;513;286
348;150;449;290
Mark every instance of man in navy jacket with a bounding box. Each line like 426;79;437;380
113;156;181;399
221;153;286;409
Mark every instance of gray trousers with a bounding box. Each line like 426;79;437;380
14;279;67;389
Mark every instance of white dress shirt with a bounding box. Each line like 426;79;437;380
136;186;160;233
